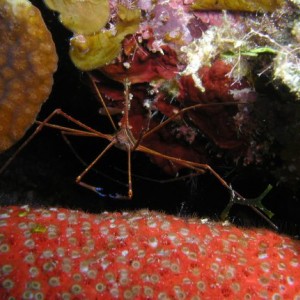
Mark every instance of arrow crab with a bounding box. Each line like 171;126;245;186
0;67;275;229
1;0;290;229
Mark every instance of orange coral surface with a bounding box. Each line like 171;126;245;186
0;206;299;299
0;0;57;152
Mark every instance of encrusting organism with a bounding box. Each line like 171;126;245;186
0;0;58;152
0;206;300;299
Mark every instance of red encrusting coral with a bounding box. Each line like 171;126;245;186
178;60;254;150
100;32;179;84
62;0;279;179
93;56;256;173
0;206;300;299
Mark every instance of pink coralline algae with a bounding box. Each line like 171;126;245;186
1;206;300;299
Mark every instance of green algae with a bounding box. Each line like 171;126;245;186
43;0;110;34
69;4;141;70
31;224;47;234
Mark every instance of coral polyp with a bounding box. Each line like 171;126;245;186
0;206;299;299
0;0;57;152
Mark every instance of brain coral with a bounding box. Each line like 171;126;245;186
0;0;57;152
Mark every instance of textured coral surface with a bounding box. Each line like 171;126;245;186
0;0;57;152
0;206;300;299
191;0;284;12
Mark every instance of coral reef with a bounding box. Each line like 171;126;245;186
87;4;263;172
0;0;57;152
0;206;300;299
1;1;299;221
39;0;300;191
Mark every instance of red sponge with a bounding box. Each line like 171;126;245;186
0;206;299;299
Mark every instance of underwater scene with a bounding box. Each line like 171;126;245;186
0;0;300;298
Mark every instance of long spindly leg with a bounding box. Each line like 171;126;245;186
34;113;122;198
136;144;277;230
61;131;129;188
0;108;112;174
127;146;133;199
16;116;125;198
75;140;117;196
33;121;119;193
31;122;129;198
142;101;253;141
67;142;132;200
103;146;133;200
0;109;68;174
137;100;277;227
88;73;117;132
176;159;275;229
115;168;202;184
61;129;134;199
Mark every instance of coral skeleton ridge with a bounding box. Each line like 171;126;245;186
0;206;300;299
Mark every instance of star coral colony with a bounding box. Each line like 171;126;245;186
0;206;300;299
